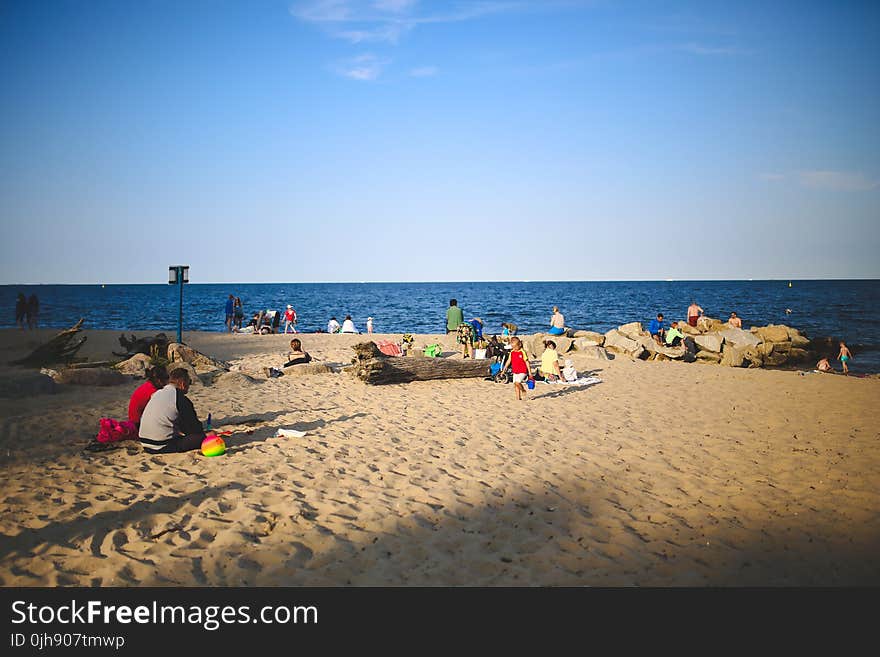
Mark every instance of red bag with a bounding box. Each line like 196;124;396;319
96;418;137;443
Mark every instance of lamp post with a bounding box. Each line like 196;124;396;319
168;265;190;343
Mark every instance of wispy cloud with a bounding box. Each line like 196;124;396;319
334;53;387;80
409;65;438;77
291;0;528;44
761;170;880;192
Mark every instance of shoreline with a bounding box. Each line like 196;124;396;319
1;329;879;586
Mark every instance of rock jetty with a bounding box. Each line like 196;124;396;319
524;318;819;369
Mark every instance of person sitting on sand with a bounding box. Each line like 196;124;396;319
128;365;169;426
266;338;313;377
540;340;564;382
340;315;359;334
138;368;206;454
838;341;852;375
648;313;666;345
562;358;578;382
548;306;565;336
816;357;833;373
327;317;341;333
727;311;742;328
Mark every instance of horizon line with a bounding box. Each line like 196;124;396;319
2;277;879;286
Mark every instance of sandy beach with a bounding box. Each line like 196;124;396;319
0;328;878;586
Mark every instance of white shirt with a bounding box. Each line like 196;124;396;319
327;319;340;333
341;319;357;333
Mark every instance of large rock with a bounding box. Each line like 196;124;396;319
789;348;810;362
603;329;640;355
790;333;810;348
719;327;761;348
167;343;229;373
617;322;644;340
572;331;605;346
679;322;701;335
56;367;128;386
575;346;609;360
720;344;762;368
694;334;724;353
525;334;572;358
753;325;790;343
114;353;152;377
695;350;722;363
697;317;726;333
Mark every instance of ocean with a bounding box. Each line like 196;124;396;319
4;280;879;372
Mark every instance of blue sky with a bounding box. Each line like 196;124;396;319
1;0;878;284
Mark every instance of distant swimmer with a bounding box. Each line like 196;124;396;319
785;308;792;315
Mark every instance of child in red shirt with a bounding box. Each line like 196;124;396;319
128;366;169;425
504;337;533;400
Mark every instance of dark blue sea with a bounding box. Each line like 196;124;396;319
4;280;879;372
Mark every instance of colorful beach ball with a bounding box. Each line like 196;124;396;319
201;433;226;457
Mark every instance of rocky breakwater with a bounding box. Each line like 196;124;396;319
520;319;816;369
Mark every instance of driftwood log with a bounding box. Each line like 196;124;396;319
10;319;88;367
114;332;170;358
350;341;492;385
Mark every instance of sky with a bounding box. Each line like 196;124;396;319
0;0;878;284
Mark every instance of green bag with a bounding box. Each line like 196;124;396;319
423;344;442;357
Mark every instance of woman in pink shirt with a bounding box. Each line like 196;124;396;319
128;365;169;426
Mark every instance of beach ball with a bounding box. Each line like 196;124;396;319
201;433;226;457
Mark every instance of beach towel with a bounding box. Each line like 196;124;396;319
376;340;402;357
542;376;602;388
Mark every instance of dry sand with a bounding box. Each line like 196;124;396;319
0;328;878;586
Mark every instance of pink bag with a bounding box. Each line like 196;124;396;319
96;418;138;443
376;340;402;356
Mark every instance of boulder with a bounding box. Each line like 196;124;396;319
618;322;644;340
679;322;701;335
655;343;686;359
753;325;790;343
697;317;725;333
720;344;762;368
114;353;152;377
696;350;722;363
572;331;605;346
789;348;810;362
574;346;609;360
694;334;724;353
790;333;810;348
526;334;572;358
56;367;128;386
603;329;640;355
718;327;761;348
167;343;230;374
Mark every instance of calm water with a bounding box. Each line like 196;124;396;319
4;280;879;372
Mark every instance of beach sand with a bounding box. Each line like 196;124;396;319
0;328;878;586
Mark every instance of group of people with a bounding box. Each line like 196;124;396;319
647;302;743;348
225;294;301;335
14;293;39;329
327;315;372;334
817;342;852;375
